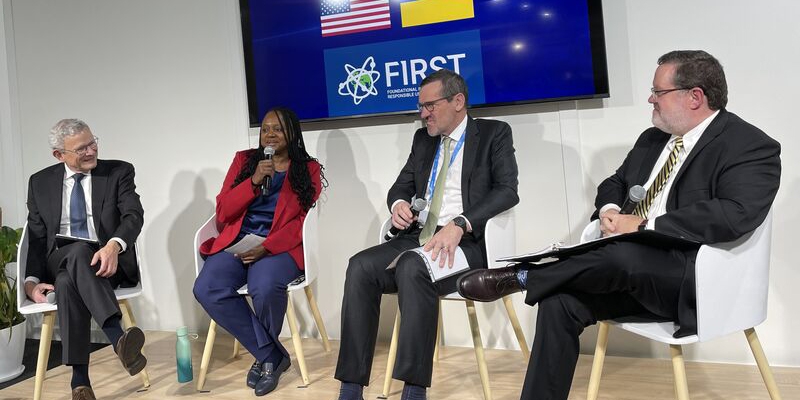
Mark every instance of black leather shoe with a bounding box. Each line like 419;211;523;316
254;356;290;396
116;326;147;376
247;360;261;388
456;266;523;302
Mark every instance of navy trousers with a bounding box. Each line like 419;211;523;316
193;251;301;363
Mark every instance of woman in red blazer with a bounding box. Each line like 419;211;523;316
194;107;324;396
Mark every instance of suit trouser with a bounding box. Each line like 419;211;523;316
519;241;695;400
47;242;126;365
193;251;301;363
334;231;483;387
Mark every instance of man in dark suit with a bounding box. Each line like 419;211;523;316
335;69;519;400
23;119;146;400
457;50;781;399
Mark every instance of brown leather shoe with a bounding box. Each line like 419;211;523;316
116;326;147;376
72;385;96;400
457;266;523;302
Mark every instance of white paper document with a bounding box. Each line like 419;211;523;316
387;246;470;282
224;234;266;255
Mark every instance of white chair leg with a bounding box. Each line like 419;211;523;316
669;344;689;400
286;296;310;387
304;286;331;352
587;321;609;400
745;328;783;400
465;300;491;400
380;311;401;399
33;311;55;400
119;299;150;388
502;295;530;359
196;319;218;391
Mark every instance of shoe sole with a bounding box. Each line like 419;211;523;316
118;327;147;375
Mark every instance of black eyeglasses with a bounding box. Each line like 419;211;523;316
650;87;691;98
61;136;99;156
417;95;454;112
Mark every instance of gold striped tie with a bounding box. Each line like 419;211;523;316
634;137;684;218
419;137;452;245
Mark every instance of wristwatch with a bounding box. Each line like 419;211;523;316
638;219;649;232
452;216;468;234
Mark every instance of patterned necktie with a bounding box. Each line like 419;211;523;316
634;137;684;218
70;173;89;238
419;136;453;245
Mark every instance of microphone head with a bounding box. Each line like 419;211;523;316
263;146;275;158
629;185;646;202
411;198;428;212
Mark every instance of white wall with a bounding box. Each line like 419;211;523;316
1;0;798;367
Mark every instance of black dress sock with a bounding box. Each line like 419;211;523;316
70;364;91;389
102;315;124;352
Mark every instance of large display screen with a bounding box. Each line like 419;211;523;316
240;0;608;124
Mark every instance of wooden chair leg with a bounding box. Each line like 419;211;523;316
465;300;492;400
433;300;442;362
587;321;609;400
669;344;689;400
502;295;530;359
745;328;783;399
118;299;150;388
32;312;55;400
196;319;218;391
304;286;331;352
231;339;241;359
379;311;401;399
286;296;309;387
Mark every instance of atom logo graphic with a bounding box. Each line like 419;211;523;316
338;56;381;105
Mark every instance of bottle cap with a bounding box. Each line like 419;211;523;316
177;326;189;336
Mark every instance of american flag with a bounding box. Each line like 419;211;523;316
321;0;391;37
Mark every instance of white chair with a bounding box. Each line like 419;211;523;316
379;210;529;400
583;211;782;400
194;206;331;391
15;224;150;400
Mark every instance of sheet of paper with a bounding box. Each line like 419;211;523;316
224;234;266;255
387;246;470;282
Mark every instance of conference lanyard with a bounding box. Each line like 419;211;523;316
427;131;466;198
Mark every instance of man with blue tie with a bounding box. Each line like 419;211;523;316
23;119;146;400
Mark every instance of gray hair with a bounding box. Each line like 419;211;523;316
420;68;469;106
49;119;91;150
658;50;728;110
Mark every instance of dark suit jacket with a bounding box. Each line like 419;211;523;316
387;116;519;245
592;110;780;336
594;110;780;243
26;159;145;284
199;150;322;270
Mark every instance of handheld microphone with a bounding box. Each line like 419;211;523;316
262;146;275;196
619;185;646;214
384;198;428;241
44;290;57;304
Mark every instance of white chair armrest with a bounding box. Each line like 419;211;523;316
15;224;29;310
580;219;601;244
194;215;220;276
484;210;516;269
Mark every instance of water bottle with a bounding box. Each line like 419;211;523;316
176;326;194;383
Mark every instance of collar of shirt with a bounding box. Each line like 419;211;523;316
442;114;468;144
63;163;93;181
675;109;720;155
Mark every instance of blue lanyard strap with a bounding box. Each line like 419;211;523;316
427;131;466;197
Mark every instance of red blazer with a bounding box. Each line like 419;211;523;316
199;149;322;270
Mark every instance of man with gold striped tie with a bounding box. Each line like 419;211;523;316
457;50;781;400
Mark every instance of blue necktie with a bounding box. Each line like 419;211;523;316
70;173;89;238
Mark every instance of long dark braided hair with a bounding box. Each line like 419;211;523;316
232;107;327;211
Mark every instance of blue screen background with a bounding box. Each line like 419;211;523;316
244;0;604;122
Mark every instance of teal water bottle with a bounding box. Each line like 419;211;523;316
176;326;194;383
